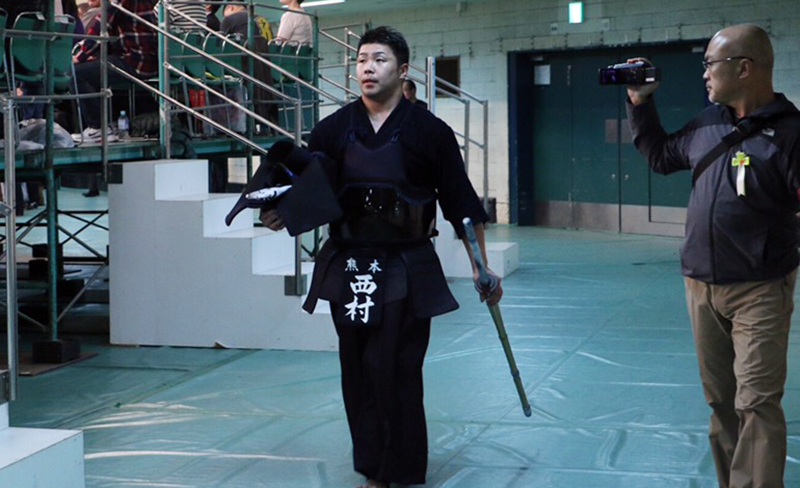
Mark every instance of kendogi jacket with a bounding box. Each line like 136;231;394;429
627;94;800;284
291;97;490;321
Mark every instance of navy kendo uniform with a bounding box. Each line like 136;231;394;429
291;96;489;485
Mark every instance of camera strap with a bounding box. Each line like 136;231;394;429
691;118;765;186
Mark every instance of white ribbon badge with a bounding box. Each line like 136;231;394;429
732;151;750;197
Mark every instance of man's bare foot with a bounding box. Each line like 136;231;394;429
355;480;388;488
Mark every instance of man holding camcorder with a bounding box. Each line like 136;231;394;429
625;24;800;488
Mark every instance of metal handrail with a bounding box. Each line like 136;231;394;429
319;74;360;98
319;63;353;70
8;92;111;103
2;97;19;402
405;72;470;104
319;29;357;52
409;61;487;105
318;22;367;31
452;128;487;149
4;29;115;41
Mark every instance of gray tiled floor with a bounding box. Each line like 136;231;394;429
7;218;800;487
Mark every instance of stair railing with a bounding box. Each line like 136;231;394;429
1;97;18;402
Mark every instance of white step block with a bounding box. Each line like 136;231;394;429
109;159;337;351
434;217;519;279
154;159;209;199
216;227;295;274
200;194;252;236
0;403;85;488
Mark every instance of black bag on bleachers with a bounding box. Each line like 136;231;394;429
130;112;196;158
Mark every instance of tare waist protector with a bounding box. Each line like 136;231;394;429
329;184;436;244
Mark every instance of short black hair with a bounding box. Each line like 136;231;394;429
403;79;416;91
358;26;409;66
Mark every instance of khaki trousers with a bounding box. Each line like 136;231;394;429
685;269;796;488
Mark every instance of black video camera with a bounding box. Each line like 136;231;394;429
598;62;662;85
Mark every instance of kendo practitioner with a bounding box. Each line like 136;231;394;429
259;26;503;488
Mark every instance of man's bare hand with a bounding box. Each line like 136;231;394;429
259;208;285;231
625;57;660;105
473;268;503;307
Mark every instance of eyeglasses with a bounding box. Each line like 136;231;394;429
702;56;753;69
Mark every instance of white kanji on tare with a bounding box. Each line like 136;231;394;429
345;257;359;272
345;274;378;323
368;259;382;274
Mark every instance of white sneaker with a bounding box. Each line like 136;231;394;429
73;127;118;144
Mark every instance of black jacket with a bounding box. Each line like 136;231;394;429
627;94;800;284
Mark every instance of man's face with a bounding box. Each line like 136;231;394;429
703;36;743;105
356;43;408;102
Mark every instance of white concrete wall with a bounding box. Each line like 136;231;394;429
313;0;800;223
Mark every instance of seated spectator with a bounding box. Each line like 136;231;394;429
77;0;89;22
79;0;100;28
221;0;272;40
403;79;428;109
155;0;205;31
73;0;158;136
274;0;311;46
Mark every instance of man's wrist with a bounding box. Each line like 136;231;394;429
628;92;651;106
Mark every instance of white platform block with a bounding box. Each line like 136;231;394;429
109;160;336;351
0;403;85;488
435;213;519;278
